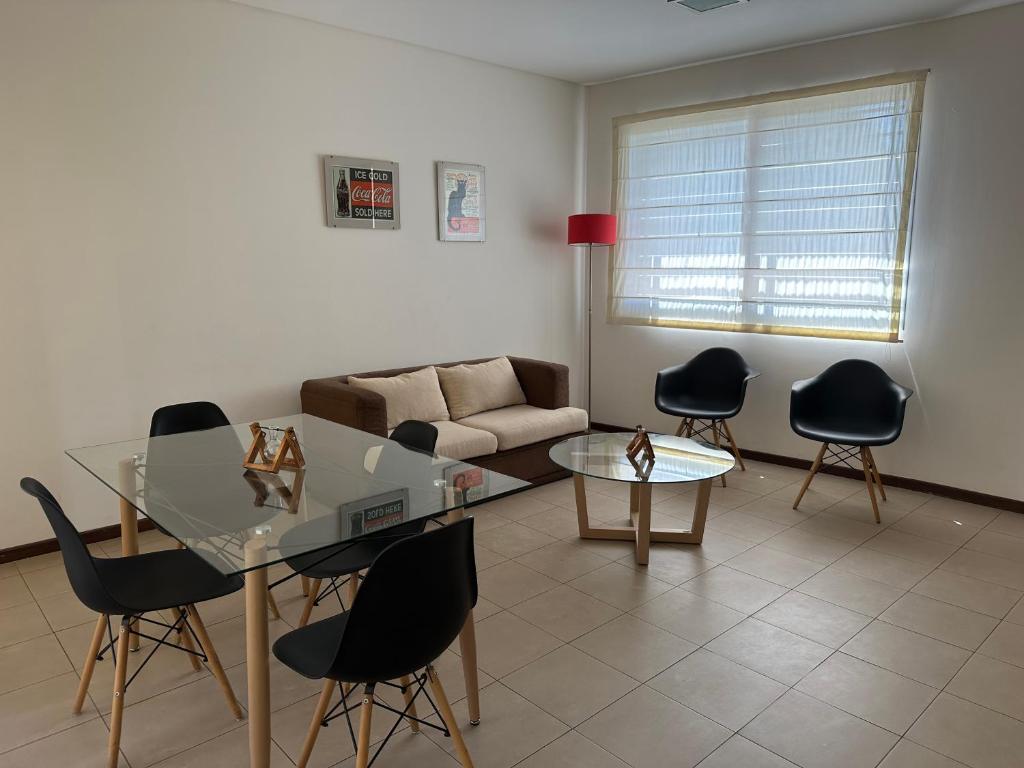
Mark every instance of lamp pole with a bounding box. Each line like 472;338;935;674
567;214;617;428
586;241;594;422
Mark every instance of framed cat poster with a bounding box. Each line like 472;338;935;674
323;155;400;230
436;161;485;242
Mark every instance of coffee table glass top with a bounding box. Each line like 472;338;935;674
66;414;528;576
550;432;734;484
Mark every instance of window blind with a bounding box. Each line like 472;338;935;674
610;72;926;342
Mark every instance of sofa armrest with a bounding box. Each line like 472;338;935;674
508;357;570;410
300;377;388;437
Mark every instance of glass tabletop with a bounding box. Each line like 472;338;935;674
66;414;529;576
549;432;735;484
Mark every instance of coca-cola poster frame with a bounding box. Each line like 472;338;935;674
322;155;400;230
436;161;486;242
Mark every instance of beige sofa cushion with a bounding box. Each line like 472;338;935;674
349;366;450;430
435;357;527;420
458;404;588;451
430;420;499;460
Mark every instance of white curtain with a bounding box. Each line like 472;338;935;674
610;73;926;341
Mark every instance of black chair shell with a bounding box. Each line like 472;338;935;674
655;347;759;420
790;359;913;446
273;516;476;684
150;401;230;437
20;477;243;616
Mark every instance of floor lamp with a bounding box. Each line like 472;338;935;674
568;213;618;424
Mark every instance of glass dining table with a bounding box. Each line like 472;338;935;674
66;413;529;768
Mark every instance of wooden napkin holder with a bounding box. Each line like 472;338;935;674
626;425;656;479
243;422;305;474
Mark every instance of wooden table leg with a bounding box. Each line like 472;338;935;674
456;609;480;725
446;500;481;725
573;474;593;536
117;458;141;651
575;473;713;556
635;483;652;565
691;479;712;539
245;537;271;768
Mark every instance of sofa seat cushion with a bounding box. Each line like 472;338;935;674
349;366;450;430
457;405;588;451
431;420;498;461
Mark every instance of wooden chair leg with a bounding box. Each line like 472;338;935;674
684;418;694;438
297;679;336;768
674;418;686;437
354;685;375;768
108;618;131;768
186;604;243;719
339;575;361;698
400;674;420;733
866;447;887;501
793;443;828;510
720;420;746;471
266;589;281;621
298;578;322;627
74;614;107;715
860;447;882;524
170;607;202;672
711;421;727;487
427;665;474;768
300;575;310;597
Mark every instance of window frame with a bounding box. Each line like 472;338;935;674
608;70;927;343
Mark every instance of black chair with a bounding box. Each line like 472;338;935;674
273;517;477;768
147;400;287;619
655;348;760;484
790;360;913;523
150;400;230;436
284;420;439;627
19;478;244;768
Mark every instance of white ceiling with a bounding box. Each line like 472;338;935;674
233;0;1017;84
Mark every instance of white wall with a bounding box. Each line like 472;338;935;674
0;0;581;547
586;4;1024;499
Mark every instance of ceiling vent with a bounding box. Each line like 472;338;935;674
669;0;749;12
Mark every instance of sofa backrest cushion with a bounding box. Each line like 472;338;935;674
435;357;527;420
349;366;450;430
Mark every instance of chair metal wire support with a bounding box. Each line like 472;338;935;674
321;673;448;768
310;575;356;611
92;610;209;693
821;443;863;471
793;442;887;523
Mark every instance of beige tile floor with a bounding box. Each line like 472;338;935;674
2;462;1024;767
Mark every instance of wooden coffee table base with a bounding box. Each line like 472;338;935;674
573;474;713;565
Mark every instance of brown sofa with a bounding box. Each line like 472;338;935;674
300;357;588;485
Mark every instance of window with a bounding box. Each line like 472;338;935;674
610;72;926;342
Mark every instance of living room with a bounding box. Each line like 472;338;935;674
2;1;1023;767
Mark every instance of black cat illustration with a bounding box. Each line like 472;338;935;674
447;179;468;231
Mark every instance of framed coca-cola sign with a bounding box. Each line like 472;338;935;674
322;155;400;230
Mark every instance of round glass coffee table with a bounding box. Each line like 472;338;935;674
549;432;735;565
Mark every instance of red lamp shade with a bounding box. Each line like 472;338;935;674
568;213;617;246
